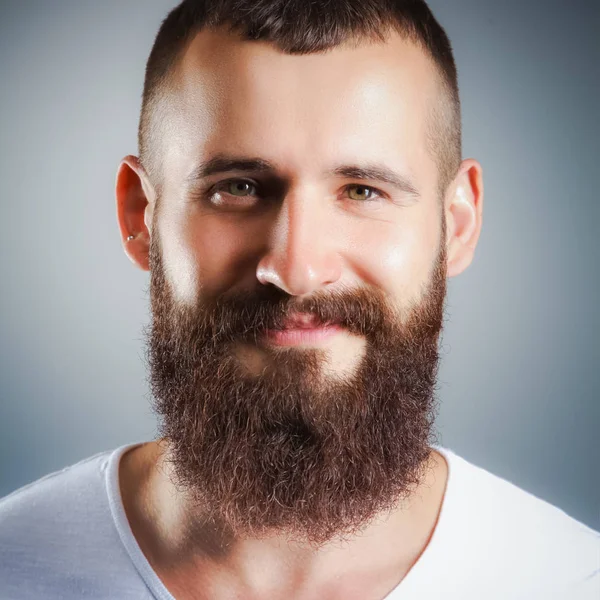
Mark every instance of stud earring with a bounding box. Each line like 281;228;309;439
127;235;135;241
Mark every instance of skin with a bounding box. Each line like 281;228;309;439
115;26;483;600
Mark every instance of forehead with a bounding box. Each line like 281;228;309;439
163;27;440;190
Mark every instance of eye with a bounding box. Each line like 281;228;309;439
345;184;381;202
203;179;261;209
226;180;257;197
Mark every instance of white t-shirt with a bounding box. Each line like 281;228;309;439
0;443;598;599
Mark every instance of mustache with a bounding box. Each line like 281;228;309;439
177;285;396;345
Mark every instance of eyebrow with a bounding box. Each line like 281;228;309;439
328;164;420;197
186;154;420;197
186;156;275;182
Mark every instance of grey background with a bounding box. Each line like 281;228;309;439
0;0;598;529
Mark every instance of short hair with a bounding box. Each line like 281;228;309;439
139;0;461;196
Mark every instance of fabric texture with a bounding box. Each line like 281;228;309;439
1;443;598;600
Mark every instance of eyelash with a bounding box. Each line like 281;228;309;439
206;179;385;204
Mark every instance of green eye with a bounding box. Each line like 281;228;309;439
347;185;374;201
227;181;256;196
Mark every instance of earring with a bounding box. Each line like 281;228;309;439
127;235;135;241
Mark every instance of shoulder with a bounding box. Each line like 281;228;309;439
0;448;114;534
438;447;600;597
0;445;143;599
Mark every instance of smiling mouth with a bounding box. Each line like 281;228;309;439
262;313;343;347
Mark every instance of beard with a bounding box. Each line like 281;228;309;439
145;218;447;547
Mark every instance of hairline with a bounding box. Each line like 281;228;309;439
140;24;460;201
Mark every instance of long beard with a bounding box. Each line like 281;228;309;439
144;222;447;547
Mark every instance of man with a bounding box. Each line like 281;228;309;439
0;0;598;598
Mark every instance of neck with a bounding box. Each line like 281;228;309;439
120;440;448;600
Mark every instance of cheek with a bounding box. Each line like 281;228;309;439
156;212;202;305
349;215;439;303
159;209;267;304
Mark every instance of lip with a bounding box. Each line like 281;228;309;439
263;322;342;347
281;313;324;329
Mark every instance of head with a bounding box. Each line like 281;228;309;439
116;0;483;545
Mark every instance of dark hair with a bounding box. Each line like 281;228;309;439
139;0;461;194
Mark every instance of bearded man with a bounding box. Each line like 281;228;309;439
1;1;598;599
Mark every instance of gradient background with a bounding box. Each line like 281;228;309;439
0;0;598;529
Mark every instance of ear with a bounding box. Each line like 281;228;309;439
444;158;484;278
115;155;155;271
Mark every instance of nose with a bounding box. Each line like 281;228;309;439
256;190;343;296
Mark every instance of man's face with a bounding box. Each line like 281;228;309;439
153;28;444;370
143;28;450;545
